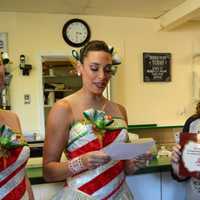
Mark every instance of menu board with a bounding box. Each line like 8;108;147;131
143;52;171;82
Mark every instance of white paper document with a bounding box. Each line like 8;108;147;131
103;141;154;160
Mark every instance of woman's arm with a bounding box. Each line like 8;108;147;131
43;100;73;182
25;175;34;200
43;100;111;182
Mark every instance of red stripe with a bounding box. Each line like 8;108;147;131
103;129;121;147
0;161;27;187
102;177;125;200
68;139;101;159
67;130;122;159
2;177;26;200
79;161;124;195
0;147;23;170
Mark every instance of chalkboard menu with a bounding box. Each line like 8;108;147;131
143;52;171;82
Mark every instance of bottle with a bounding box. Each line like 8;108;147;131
48;92;55;106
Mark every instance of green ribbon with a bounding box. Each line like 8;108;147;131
0;124;27;149
83;108;113;130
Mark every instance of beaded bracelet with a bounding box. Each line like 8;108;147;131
68;157;86;175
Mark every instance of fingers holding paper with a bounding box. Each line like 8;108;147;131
124;151;152;174
81;150;111;169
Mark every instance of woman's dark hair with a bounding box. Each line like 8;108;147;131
79;40;112;64
196;101;200;116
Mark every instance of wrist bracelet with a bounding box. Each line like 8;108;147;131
68;157;85;175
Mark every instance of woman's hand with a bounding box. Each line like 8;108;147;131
125;152;152;174
171;144;181;164
171;144;182;175
81;151;111;169
134;152;152;169
171;144;200;180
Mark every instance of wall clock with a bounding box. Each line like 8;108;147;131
62;18;91;47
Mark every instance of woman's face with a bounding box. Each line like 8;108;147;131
80;51;112;95
0;64;5;89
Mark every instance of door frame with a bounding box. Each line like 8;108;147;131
37;52;72;139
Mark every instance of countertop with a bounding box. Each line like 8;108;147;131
26;156;171;184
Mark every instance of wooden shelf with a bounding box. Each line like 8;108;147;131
44;105;52;108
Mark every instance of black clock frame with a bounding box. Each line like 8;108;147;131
62;18;91;47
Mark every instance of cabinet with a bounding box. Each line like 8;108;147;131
126;173;161;200
161;172;186;200
126;172;186;200
42;59;82;123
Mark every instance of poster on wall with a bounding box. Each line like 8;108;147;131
0;32;8;52
143;52;171;82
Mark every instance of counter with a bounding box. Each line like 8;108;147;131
26;156;171;184
27;125;184;199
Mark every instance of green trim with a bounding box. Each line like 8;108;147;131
112;116;125;120
106;118;127;130
26;166;42;179
128;124;183;131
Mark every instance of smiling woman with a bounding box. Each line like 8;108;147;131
43;40;151;200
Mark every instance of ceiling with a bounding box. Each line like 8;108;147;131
0;0;186;18
0;0;200;30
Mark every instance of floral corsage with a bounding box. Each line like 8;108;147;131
0;124;28;166
83;108;113;146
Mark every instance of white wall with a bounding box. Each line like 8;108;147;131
0;12;200;136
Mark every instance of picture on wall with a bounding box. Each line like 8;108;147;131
0;32;8;52
143;52;171;82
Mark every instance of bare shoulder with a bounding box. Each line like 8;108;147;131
116;103;127;115
46;97;73;129
109;100;127;116
0;110;21;131
2;110;18;118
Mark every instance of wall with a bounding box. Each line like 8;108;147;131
0;12;200;136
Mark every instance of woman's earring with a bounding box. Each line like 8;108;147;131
77;72;81;76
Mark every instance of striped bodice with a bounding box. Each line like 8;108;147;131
0;124;30;200
65;117;129;199
0;146;30;200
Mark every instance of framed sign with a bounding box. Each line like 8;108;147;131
0;32;8;52
143;52;171;82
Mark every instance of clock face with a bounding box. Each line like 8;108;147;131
62;19;91;47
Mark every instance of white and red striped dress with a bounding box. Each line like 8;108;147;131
0;128;30;200
57;117;134;199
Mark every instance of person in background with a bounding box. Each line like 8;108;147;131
0;56;34;200
171;101;200;200
43;40;151;199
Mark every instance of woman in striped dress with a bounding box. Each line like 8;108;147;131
43;40;150;199
0;58;34;199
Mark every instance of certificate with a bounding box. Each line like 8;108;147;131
179;132;200;177
102;141;154;160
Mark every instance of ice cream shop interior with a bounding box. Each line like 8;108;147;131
1;0;200;199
